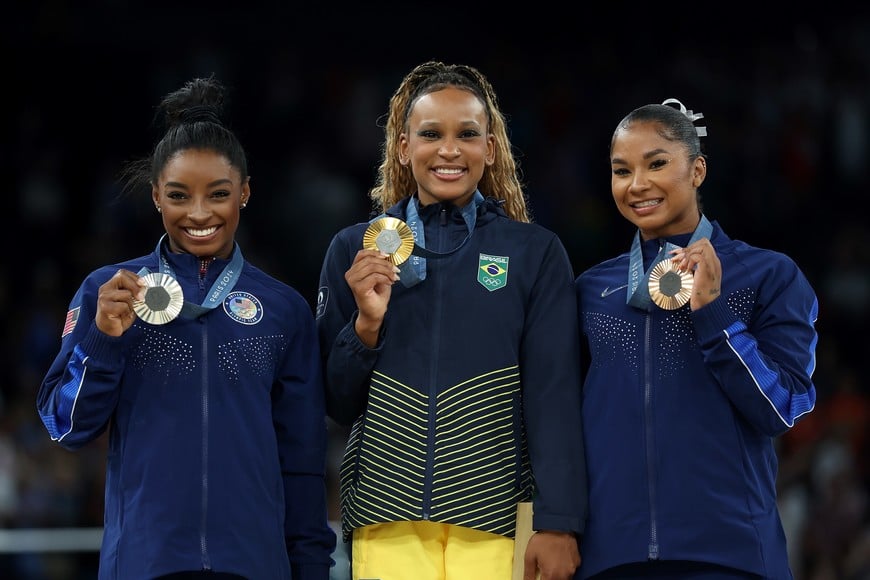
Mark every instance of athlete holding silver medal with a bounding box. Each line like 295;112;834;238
36;76;335;579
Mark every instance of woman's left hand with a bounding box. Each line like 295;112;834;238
524;530;580;580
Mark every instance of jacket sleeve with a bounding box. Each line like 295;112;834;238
692;251;818;437
523;233;588;536
316;230;382;426
36;271;126;450
274;291;337;577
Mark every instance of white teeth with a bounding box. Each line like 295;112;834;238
634;199;661;208
435;168;463;174
187;227;217;237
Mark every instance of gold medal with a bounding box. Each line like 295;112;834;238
362;217;415;266
133;272;184;324
648;259;693;310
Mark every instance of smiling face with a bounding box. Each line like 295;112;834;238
152;148;250;259
610;120;706;240
399;86;495;207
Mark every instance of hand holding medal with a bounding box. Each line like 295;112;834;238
660;239;722;310
95;269;163;336
346;217;411;348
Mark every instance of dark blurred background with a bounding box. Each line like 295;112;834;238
3;5;868;580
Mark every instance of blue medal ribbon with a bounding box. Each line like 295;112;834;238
138;234;245;319
371;190;484;288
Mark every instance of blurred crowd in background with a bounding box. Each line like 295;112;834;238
3;6;869;580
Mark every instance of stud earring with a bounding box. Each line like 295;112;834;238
156;205;162;213
240;202;247;209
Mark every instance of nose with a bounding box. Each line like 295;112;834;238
438;139;460;157
629;170;649;192
188;198;212;221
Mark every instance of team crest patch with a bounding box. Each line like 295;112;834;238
223;291;263;325
478;253;508;291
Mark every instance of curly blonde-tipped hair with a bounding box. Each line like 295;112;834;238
368;61;530;223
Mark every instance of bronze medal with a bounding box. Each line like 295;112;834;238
362;217;415;266
648;259;693;310
133;272;184;324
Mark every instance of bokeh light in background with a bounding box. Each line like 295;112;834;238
4;6;868;580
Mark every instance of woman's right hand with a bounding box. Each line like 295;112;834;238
345;249;400;347
96;269;146;337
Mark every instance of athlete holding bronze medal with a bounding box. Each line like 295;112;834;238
574;99;819;579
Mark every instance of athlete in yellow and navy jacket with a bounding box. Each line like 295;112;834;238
316;193;588;544
37;238;336;580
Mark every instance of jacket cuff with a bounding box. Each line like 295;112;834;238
532;512;583;536
337;311;385;353
691;296;736;345
78;321;126;366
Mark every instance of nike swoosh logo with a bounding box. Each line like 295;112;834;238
601;284;629;298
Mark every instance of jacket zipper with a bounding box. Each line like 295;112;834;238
423;206;449;519
199;258;212;569
644;312;659;560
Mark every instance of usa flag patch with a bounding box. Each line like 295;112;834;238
62;307;80;338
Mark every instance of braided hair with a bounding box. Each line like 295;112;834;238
369;61;530;222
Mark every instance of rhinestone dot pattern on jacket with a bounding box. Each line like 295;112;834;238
218;335;288;381
131;327;195;374
584;312;639;372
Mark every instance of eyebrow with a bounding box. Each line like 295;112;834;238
642;148;669;159
611;148;669;164
163;178;234;189
417;118;483;128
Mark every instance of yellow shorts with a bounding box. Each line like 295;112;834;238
351;520;514;580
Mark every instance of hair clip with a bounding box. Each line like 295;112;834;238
662;98;707;137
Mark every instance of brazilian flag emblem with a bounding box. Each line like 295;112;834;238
478;253;508;291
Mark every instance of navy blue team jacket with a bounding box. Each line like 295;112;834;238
575;220;818;579
316;195;588;542
38;241;336;580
